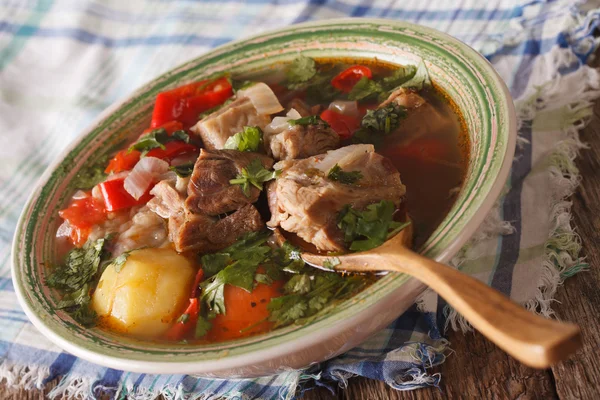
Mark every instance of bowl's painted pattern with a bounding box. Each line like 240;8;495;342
12;19;516;376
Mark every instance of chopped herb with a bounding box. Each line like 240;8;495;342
254;273;274;285
128;128;190;156
198;98;234;119
195;315;212;338
47;236;112;326
353;103;407;146
327;164;363;185
229;158;279;197
285;56;317;89
289;115;329;127
223;126;263;152
268;271;365;328
337;200;409;252
348;77;383;102
399;60;431;91
170;163;195;178
322;257;341;270
272;242;306;274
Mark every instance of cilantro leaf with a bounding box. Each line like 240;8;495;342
224;126;263;152
284;274;312;295
170;163;195;178
285;56;317;88
47;236;112;327
110;248;142;273
128;128;190;156
348;77;383;102
400;60;431;91
327;164;363;185
229;159;280;197
337;200;409;251
268;295;308;327
195;316;212;338
322;257;341;270
353;103;407;146
289;115;329;127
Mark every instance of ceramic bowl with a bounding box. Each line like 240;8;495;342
12;18;516;377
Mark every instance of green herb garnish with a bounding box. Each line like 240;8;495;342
322;257;341;270
285;56;317;89
223;126;263;152
327;164;363;185
71;159;107;190
47;236;112;327
337;200;409;251
229;158;279;197
353;103;407;146
128;128;190;156
348;77;384;102
289;115;329;127
195;316;212;338
170;163;195;178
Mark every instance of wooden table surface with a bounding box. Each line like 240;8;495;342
3;73;600;400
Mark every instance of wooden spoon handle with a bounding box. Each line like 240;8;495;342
368;248;582;368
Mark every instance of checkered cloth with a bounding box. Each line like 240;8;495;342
1;1;599;399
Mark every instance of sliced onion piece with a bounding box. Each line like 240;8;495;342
124;157;169;200
328;100;358;117
264;108;303;135
286;108;302;119
238;82;283;115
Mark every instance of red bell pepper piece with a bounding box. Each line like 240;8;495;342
98;177;153;212
105;149;141;174
145;141;199;162
331;65;372;93
150;77;233;129
190;268;205;299
320;109;361;139
164;298;200;341
59;195;107;246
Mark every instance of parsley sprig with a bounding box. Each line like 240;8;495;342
229;159;279;197
47;236;112;326
337;200;410;252
128;128;190;156
224;126;263;152
327;164;363;185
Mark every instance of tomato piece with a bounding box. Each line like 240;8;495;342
190;268;205;299
59;196;107;246
104;149;141;174
150;77;233;129
98;177;153;212
207;280;285;342
145;141;199;162
331;65;372;93
320;109;361;139
164;298;200;341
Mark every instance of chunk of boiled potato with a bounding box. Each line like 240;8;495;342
92;248;195;339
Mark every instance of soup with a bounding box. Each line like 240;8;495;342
48;57;468;343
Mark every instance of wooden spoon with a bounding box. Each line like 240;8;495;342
301;219;582;369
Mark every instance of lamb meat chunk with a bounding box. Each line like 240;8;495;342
186;149;274;215
268;144;406;252
147;179;185;219
264;119;340;161
170;204;264;253
190;83;283;150
190;97;270;150
381;88;451;141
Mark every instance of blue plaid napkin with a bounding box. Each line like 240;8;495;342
1;1;599;398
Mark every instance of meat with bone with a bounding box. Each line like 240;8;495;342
267;144;406;252
186;149;274;216
190;83;283;150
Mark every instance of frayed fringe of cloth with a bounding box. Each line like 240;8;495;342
444;46;600;332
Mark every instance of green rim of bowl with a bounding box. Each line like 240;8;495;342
12;19;516;368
